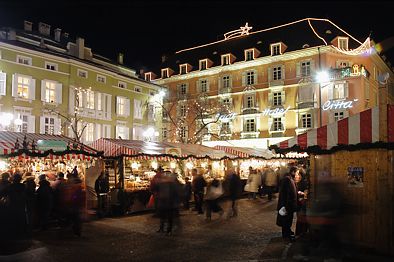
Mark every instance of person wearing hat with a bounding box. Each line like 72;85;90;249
36;174;53;230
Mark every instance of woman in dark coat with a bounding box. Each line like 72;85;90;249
36;175;53;230
295;168;309;236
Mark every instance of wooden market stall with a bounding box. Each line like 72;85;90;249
270;105;394;255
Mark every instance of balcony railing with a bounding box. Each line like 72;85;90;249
219;87;232;94
241;131;259;139
241;107;259;115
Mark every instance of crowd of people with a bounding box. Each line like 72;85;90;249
0;167;85;242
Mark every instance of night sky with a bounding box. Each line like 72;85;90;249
0;0;393;73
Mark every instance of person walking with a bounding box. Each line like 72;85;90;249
225;166;241;218
183;177;192;210
277;166;297;242
204;178;224;221
36;174;53;230
191;168;206;214
23;172;37;234
245;167;261;200
295;167;309;237
95;171;110;218
150;166;164;216
263;166;278;201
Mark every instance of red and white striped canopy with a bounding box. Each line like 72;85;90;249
90;138;237;159
276;105;394;151
214;145;274;159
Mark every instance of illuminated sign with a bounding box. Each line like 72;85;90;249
224;23;253;40
340;64;369;78
262;106;290;116
322;99;358;110
217;113;237;121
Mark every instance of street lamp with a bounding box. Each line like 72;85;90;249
316;70;330;127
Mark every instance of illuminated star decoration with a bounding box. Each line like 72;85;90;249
224;22;253;40
240;22;253;36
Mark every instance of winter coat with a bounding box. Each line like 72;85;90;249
155;179;180;210
226;173;241;200
263;168;278;187
245;173;262;193
192;175;206;193
277;175;297;213
36;180;53;213
205;179;223;200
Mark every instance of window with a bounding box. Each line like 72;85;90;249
14;108;34;133
133;99;142;119
271;44;281;56
0;72;6;96
161;69;169;79
148;104;155;121
223;98;231;106
17;76;30;99
199;60;207;70
301;114;312;128
117;97;126;116
97;75;106;83
45;62;58;71
221;122;230;133
180;84;187;95
17;55;32;65
180;105;186;117
245;119;255;132
86;90;95;109
16;114;29;133
222;76;231;88
221;54;230;65
116;122;129;139
145;73;152;81
246;96;254;108
273;92;282;106
85;123;94;142
180;64;187;75
273;66;282;80
44;117;55;135
180;126;187;139
97;93;102;111
333;83;346;99
77;90;83;107
246;71;255;85
273;118;283;131
134;86;142;93
77;69;87;78
44;81;56;103
338;37;348;50
301;61;311;77
200;80;208;93
118;81;126;88
334;112;345;121
338;61;350;68
245;50;254;61
162;128;167;139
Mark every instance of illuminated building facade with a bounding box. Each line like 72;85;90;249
147;18;394;148
0;21;164;143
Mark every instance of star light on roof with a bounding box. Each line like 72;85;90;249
240;23;253;35
223;22;253;40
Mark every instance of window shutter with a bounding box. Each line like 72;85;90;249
310;60;315;75
115;96;119;114
40;116;45;134
125;127;130;139
327;84;333;100
56;83;62;104
29;78;36;100
281;91;286;104
344;110;349;118
69;87;75;114
115;126;119;138
95;123;102;140
27;115;35;133
82;91;87;108
268;92;273;105
196;80;200;93
268;68;272;82
218;77;222;90
12;74;18;97
268;117;273;131
253;70;258;84
41;80;46;101
296;62;301;77
206;79;210;92
125;98;130;117
107;95;112;118
281;117;285;130
54;118;61;135
241;72;246;86
0;72;6;95
344;82;349;98
281;65;285;80
229;75;233;88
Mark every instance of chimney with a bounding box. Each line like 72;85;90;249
161;55;167;63
54;28;61;42
38;22;51;36
24;21;33;31
39;38;46;48
76;37;85;59
118;53;124;65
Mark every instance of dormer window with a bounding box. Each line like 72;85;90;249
145;72;152;81
221;54;230;66
180;64;188;75
338;37;349;50
271;43;281;56
245;49;254;61
161;69;169;79
199;60;207;70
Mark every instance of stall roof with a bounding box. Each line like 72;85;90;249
0;131;99;155
214;145;274;159
90;138;238;159
272;105;394;153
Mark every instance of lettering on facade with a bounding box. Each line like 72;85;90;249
217;112;237;121
262;106;290;116
340;64;369;78
322;99;358;111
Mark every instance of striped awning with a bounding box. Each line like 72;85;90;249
275;105;394;151
214;145;274;159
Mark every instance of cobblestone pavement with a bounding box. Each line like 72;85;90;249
2;198;288;262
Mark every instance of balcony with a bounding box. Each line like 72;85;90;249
242;107;259;115
269;80;284;87
241;131;259;139
177;92;189;100
219;87;232;94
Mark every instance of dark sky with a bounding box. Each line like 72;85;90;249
1;0;393;73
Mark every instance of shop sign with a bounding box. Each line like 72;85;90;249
322;99;358;111
217;112;237;121
347;166;364;187
37;140;67;151
165;148;182;156
262;106;290;116
341;64;369;78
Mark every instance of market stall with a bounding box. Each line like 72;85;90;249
0;131;104;209
270;105;394;255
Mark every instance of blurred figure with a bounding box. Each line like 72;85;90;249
150;166;164;216
183;177;192;210
36;174;53;230
204;178;224;221
23;172;37;234
95;171;110;218
0;173;28;240
225;167;241;218
277;166;297;242
262;166;278;201
153;171;180;236
191;168;206;215
245;167;262;200
52;172;66;190
295;167;309;237
0;172;11;193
